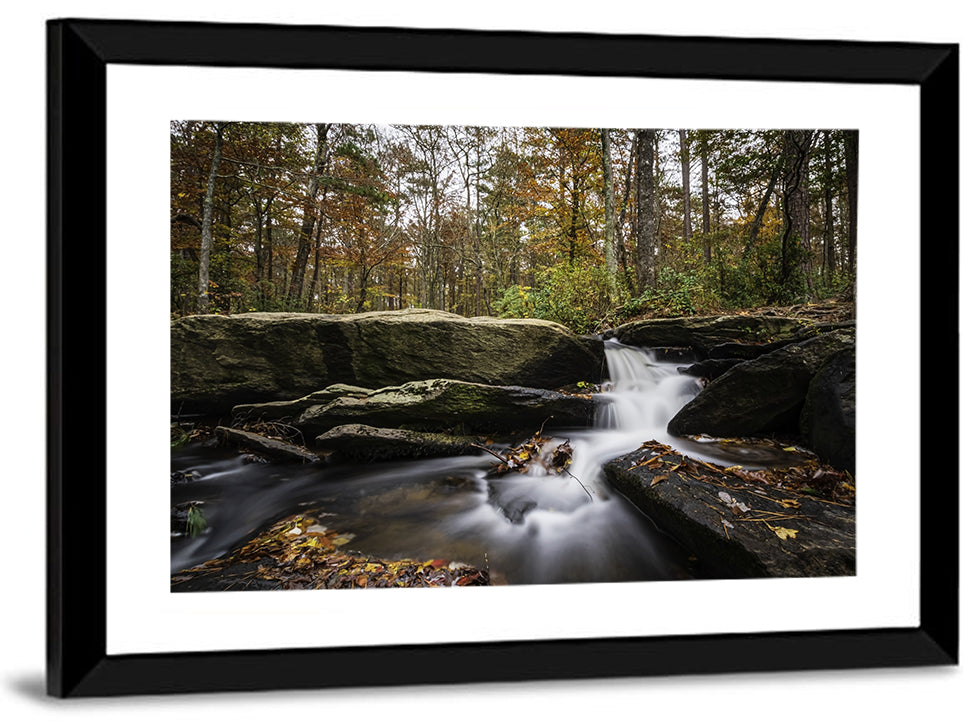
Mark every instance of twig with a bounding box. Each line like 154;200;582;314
563;468;594;502
471;443;509;463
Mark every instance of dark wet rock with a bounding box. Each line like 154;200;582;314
214;426;321;464
232;384;373;422
706;342;771;360
667;329;855;439
801;319;856;337
485;473;542;524
603;446;855;578
613;315;808;355
646;346;703;363
170;469;202;485
294;379;595;437
493;495;537;524
172;309;605;414
801;346;856;475
171;504;190;536
171;561;285;592
314;424;479;462
679;358;745;382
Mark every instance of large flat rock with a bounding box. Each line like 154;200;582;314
172;309;605;413
314;424;478;462
603;443;855;578
612;315;808;355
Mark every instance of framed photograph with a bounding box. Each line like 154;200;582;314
47;18;958;697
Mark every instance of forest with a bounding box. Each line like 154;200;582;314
171;120;859;589
171;122;858;332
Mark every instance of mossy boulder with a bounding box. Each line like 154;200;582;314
171;309;604;413
314;424;479;462
293;379;595;438
232;384;373;423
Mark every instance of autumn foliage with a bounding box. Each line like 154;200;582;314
172;123;856;330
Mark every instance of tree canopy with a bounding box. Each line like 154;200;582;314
171;122;857;333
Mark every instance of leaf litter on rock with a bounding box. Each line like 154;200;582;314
172;514;490;590
626;438;857;545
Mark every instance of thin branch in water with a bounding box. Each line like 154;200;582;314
563;468;594;502
470;443;509;464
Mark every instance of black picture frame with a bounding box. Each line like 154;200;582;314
47;18;959;698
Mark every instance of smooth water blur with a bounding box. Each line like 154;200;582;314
171;340;742;584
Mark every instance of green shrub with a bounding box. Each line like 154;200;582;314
633;267;705;317
494;258;624;334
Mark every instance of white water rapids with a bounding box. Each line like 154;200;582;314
171;340;762;584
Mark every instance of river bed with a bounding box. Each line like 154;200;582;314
171;341;802;586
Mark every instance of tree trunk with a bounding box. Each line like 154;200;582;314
679;129;692;245
265;207;274;299
198;122;225;313
844;130;858;274
780;129;814;296
823;130;836;284
309;218;324;311
615;134;636;280
700;134;711;264
568;183;580;263
601;129;617;275
634;130;656;291
289;123;330;308
745;156;781;256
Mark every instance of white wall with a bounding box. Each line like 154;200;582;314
3;1;961;718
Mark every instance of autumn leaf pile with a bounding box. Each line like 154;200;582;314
172;515;489;590
481;431;574;477
633;439;855;505
628;439;854;544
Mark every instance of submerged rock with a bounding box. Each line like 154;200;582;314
171;309;605;413
214;426;321;464
293;378;595;437
603;444;855;578
314;424;478;462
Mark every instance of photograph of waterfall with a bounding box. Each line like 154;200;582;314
47;17;956;701
169;122;857;590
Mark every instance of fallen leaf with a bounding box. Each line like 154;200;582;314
650;474;668;487
772;526;799;540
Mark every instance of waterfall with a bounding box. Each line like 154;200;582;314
559;340;701;495
172;339;710;584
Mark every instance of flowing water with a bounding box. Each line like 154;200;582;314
171;340;787;585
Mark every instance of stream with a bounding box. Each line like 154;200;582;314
171;340;796;585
